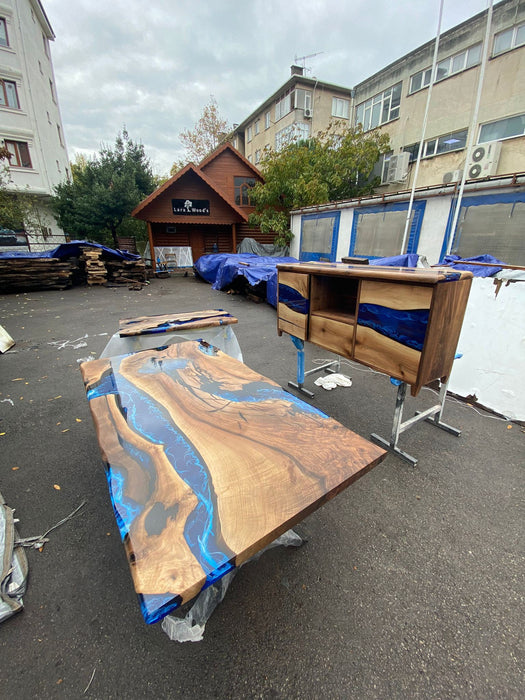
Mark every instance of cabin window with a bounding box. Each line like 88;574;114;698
234;176;256;206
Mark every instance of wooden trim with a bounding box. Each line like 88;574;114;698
147;222;155;271
232;222;237;252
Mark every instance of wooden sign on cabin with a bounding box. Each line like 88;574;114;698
171;199;210;216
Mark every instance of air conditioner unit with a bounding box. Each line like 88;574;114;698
304;108;313;119
466;141;501;179
443;169;463;184
382;152;410;184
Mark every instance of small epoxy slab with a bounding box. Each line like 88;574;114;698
118;309;237;337
81;341;386;623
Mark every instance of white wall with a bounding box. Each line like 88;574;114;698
449;276;525;421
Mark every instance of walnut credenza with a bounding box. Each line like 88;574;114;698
277;263;473;397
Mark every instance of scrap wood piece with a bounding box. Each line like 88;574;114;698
80;341;386;623
118;309;238;337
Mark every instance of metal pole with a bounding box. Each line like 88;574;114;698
446;0;494;257
400;0;445;254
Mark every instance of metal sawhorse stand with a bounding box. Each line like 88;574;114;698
370;379;461;467
287;336;340;398
287;335;461;467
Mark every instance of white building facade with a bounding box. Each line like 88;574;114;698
0;0;69;249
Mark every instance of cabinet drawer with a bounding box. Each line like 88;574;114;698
354;325;420;385
278;304;308;340
309;315;354;358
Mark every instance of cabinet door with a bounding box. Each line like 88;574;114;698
277;271;309;340
354;281;433;386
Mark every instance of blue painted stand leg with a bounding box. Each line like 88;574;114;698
370;378;461;467
287;335;340;397
288;336;315;397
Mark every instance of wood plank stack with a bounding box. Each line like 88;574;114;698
0;257;73;291
81;247;107;286
105;258;146;284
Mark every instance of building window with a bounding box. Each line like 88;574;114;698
49;79;56;103
57;124;64;146
479;114;525;143
409;68;432;94
355;82;402;132
234;176;256;206
247;154;252;162
42;33;49;58
350;201;426;258
332;97;350;119
275;122;311;151
0;79;19;108
275;91;292;121
246;125;252;142
300;212;340;262
294;89;312;111
422;128;468;157
5;140;32;168
0;18;8;47
265;110;271;129
56;159;61;172
449;194;525;265
493;23;525;56
254;149;261;164
254;119;260;135
403;143;421;163
436;43;481;82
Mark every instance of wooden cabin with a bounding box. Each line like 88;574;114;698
132;144;273;267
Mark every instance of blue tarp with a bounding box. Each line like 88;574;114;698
438;254;506;278
194;254;298;307
0;240;139;261
195;253;423;308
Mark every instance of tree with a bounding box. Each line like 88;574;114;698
178;97;230;164
52;129;156;247
248;125;390;246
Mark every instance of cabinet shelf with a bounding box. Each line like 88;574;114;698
311;308;356;325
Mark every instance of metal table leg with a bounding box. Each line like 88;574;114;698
287;335;339;397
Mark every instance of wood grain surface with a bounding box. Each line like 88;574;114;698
118;309;237;336
81;341;386;623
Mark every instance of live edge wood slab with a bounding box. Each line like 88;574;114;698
118;309;237;337
80;341;386;624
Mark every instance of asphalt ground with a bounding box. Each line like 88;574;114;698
0;275;523;699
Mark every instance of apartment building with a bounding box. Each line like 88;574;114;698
286;0;524;268
0;0;69;249
355;0;525;190
230;66;354;165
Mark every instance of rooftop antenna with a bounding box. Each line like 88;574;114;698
294;51;324;74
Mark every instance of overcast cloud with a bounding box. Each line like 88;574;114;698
44;0;491;176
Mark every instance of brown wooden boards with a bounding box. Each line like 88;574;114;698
118;310;238;337
81;341;386;623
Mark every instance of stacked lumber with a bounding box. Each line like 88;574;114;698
105;258;146;285
0;257;73;291
81;247;107;286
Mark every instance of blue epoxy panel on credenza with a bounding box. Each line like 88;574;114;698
81;341;386;623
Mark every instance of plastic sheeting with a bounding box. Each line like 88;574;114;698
101;324;243;362
161;528;305;642
438;254;506;278
0;491;28;623
236;237;290;257
0;240;140;261
373;253;420;267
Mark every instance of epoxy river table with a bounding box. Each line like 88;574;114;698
81;340;386;624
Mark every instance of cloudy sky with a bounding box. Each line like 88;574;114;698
44;0;491;176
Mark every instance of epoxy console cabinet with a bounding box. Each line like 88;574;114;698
277;263;473;396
